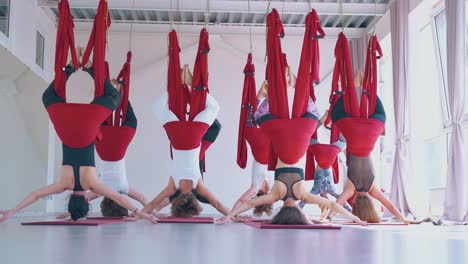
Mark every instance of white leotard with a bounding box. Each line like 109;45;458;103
251;159;275;193
153;91;220;187
97;158;129;195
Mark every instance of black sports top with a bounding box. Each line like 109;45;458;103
275;167;304;201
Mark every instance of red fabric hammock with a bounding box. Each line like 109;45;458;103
54;0;79;99
237;53;270;168
331;33;384;157
292;9;324;118
163;29;212;152
168;30;187;121
265;9;288;119
96;52;136;161
189;28;210;121
360;35;382;118
81;0;111;99
96;126;136;161
261;9;319;170
48;0;113;148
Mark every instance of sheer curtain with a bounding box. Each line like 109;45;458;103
441;0;468;223
389;0;417;218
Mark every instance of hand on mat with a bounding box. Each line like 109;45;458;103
404;219;423;225
139;212;158;224
215;215;232;224
56;212;70;219
232;215;249;223
356;219;369;226
151;211;168;219
0;210;13;222
123;213;140;222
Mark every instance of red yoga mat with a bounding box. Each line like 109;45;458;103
332;220;408;226
86;216;124;220
157;216;214;224
244;221;341;229
21;219;123;226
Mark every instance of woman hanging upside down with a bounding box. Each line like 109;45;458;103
131;90;230;219
233;60;274;217
299;131;352;219
0;48;154;223
56;74;158;219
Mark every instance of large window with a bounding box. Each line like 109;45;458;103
0;0;9;37
36;31;45;69
432;5;468;119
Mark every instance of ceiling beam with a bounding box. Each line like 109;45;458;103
73;21;366;39
37;0;388;16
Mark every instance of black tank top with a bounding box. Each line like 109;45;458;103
275;167;304;201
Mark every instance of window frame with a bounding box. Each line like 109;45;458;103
430;4;453;128
431;2;468;126
35;30;45;69
0;0;11;45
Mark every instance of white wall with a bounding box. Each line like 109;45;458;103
0;0;54;212
0;84;47;211
54;30;342;214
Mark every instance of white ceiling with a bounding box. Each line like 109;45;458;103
38;0;391;38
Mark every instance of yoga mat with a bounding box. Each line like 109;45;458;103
244;221;341;229
157;216;214;224
332;219;408;226
87;216;124;220
21;219;123;226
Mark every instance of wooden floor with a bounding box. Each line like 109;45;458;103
1;215;467;264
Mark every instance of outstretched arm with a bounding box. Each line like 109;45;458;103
328;181;355;219
127;187;148;206
369;185;419;224
1;183;67;222
231;185;256;212
141;179;175;214
196;181;230;216
216;192;278;224
301;192;366;226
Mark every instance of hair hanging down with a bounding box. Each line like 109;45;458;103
100;197;129;217
171;193;203;218
68;195;90;221
352;194;381;223
253;192;273;217
271;207;309;225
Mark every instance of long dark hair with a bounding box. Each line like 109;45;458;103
68;194;89;221
100;197;128;217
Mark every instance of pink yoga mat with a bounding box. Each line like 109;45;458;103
87;216;124;220
247;218;272;223
157;216;214;224
332;220;408;226
244;221;342;229
21;219;124;226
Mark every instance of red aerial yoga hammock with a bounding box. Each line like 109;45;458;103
47;0;113;148
330;33;384;158
237;53;270;168
163;29;210;151
294;10;341;183
330;33;384;204
260;8;319;170
95;52;136;161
